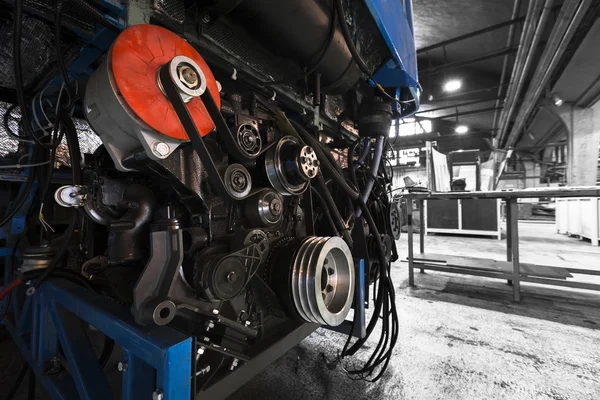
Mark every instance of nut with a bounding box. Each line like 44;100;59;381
177;65;199;89
152;389;163;400
117;361;128;372
153;142;170;157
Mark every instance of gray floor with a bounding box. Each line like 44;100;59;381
228;222;600;400
2;222;599;399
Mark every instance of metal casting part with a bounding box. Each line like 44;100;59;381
290;236;354;326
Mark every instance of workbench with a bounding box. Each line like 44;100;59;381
403;187;600;302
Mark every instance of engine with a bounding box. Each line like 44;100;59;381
1;0;418;393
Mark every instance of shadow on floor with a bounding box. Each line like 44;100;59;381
399;271;600;331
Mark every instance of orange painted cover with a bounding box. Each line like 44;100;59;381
111;24;220;140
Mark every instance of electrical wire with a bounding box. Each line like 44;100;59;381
5;363;29;400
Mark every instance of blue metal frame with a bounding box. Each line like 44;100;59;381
364;0;421;114
2;280;192;400
365;0;419;89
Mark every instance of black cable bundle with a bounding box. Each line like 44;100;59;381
279;111;398;381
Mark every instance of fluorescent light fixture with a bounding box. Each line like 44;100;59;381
455;125;468;134
552;93;564;106
443;80;462;92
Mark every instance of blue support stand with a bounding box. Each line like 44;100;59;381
2;280;192;400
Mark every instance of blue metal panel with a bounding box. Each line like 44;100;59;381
364;0;419;89
121;351;154;400
3;280;193;399
49;302;114;400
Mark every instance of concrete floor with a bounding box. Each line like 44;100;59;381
2;222;599;399
229;222;600;400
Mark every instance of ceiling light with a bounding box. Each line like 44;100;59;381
455;125;468;134
443;80;462;92
552;93;564;106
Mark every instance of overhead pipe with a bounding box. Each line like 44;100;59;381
504;0;594;147
417;17;526;54
497;0;545;140
416;97;502;114
499;0;554;139
419;47;518;76
492;0;522;134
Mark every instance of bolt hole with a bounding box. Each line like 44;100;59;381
159;307;170;319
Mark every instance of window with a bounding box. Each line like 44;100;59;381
389;118;431;138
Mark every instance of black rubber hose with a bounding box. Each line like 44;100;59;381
333;0;370;75
98;335;115;369
315;173;352;247
310;186;338;235
55;0;74;111
0;150;38;228
6;363;29;400
27;368;35;400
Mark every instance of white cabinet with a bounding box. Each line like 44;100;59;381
556;198;600;246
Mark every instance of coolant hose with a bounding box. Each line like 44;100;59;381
356;136;384;217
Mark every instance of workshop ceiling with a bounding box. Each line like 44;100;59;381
403;0;600;155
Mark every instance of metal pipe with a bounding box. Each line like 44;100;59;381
416;97;502;114
492;0;523;134
419;47;518;76
417;16;526;54
501;0;554;138
505;0;594;147
421;106;503;120
356;136;384;217
497;0;544;139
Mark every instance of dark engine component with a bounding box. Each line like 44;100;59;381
358;96;393;138
269;236;354;326
107;184;156;264
244;190;284;227
236;122;262;158
231;0;362;93
265;136;319;196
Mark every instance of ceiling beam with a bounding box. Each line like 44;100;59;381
503;0;594;148
419;47;518;76
420;106;504;120
416;97;502;114
417;17;525;54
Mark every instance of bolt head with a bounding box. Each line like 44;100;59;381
227;271;237;282
177;65;199;89
328;268;335;275
326;284;334;293
153;142;170;157
202;14;211;23
152;390;163;400
117;361;128;372
197;346;205;355
269;198;283;215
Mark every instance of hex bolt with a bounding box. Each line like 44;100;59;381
117;361;128;372
196;364;211;377
177;65;199;89
153;142;170;157
196;346;206;361
230;358;239;371
152;389;163;400
205;321;215;331
326;284;334;293
328;268;335;275
212;309;219;315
